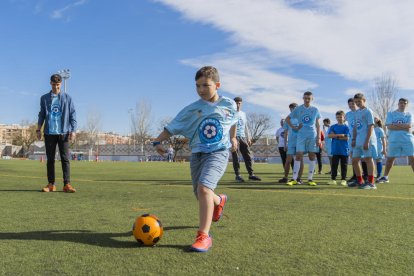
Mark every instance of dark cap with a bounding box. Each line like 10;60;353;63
234;97;242;102
50;74;62;83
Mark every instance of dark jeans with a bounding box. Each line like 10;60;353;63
279;147;293;169
232;137;253;176
44;134;71;185
315;147;322;172
331;155;348;180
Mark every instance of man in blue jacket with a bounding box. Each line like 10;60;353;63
37;74;77;193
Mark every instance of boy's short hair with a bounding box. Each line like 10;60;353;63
399;98;408;103
347;98;354;103
50;74;62;83
289;103;298;109
234;97;242;102
323;118;331;124
195;66;220;82
303;91;313;97
376;118;383;128
353;93;365;100
336;110;345;116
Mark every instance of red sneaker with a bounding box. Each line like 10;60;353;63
190;231;212;252
212;194;227;222
63;184;76;193
41;183;56;192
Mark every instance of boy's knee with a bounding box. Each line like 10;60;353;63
197;184;213;195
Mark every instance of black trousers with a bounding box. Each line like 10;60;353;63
331;155;348;180
315;147;322;172
232;137;253;176
44;134;71;185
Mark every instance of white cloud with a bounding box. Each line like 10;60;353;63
157;0;414;90
51;0;87;20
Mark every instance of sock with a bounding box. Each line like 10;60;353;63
308;160;316;180
368;175;374;184
357;176;364;184
376;162;383;177
293;160;301;180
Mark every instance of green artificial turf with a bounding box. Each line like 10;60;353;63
0;160;413;275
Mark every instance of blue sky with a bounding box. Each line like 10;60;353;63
1;0;413;135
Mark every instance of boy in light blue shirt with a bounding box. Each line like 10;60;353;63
377;98;414;183
278;103;304;184
374;118;387;179
351;93;377;189
286;91;321;186
153;66;238;252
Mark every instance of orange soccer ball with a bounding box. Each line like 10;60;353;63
132;214;163;246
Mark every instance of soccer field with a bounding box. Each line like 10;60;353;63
0;160;413;275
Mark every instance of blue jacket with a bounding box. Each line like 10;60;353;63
38;91;77;134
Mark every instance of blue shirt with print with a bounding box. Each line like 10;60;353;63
166;96;238;153
289;104;321;138
48;94;62;134
354;107;377;147
386;110;414;143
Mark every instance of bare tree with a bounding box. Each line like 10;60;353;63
130;100;153;155
84;109;101;154
246;112;274;144
368;74;398;124
158;117;188;161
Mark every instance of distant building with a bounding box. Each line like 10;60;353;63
0;124;28;145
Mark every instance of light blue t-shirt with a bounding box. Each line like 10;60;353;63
48;94;62;135
288;104;321;138
166;96;238;153
385;110;413;143
323;125;332;149
345;110;357;138
354;107;377;147
283;117;299;146
374;127;385;153
235;111;248;138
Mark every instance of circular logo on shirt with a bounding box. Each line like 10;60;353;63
394;119;405;124
302;114;311;125
199;118;223;144
51;104;61;118
355;119;363;130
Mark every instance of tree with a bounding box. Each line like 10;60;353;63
368;74;398;125
12;122;38;157
246;112;274;144
84;109;101;154
130;100;153;155
158;117;189;161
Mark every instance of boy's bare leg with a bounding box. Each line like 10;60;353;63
197;185;218;234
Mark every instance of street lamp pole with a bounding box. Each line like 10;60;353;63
57;69;71;93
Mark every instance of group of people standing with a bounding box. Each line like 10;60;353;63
275;91;414;189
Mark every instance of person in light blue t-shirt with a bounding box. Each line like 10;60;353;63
377;98;414;183
286;91;321;186
37;74;77;193
231;97;261;182
152;66;238;253
374;118;387;179
278;103;304;184
351;93;377;189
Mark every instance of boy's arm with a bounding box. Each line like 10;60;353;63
230;124;238;152
381;136;387;155
364;124;374;150
352;127;357;147
315;119;321;147
37;96;45;140
284;130;289;150
153;129;173;156
245;121;251;144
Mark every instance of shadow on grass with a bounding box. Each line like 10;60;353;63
0;189;42;192
0;226;198;251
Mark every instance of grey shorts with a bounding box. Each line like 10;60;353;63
190;150;229;195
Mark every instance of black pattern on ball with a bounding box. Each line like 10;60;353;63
142;224;151;233
153;237;160;244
